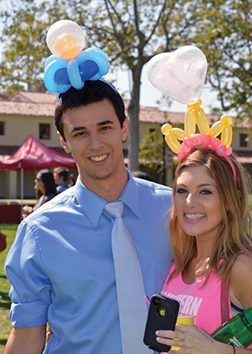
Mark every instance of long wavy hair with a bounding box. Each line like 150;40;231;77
37;169;57;197
169;146;252;282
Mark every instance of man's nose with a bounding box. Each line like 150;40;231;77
88;132;104;150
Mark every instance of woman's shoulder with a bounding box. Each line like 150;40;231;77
229;252;252;309
231;252;252;274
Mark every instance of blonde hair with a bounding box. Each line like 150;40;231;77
170;146;252;281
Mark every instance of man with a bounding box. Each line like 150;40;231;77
53;167;69;194
5;80;172;353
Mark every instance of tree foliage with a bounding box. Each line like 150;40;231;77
139;128;164;173
0;0;251;169
193;0;252;119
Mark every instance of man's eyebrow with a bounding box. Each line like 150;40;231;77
97;120;114;126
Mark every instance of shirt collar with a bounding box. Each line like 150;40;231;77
118;171;140;218
74;171;140;227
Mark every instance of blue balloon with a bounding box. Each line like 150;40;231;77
43;47;109;93
54;61;99;85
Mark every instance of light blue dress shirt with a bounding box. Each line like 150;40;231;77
5;172;173;353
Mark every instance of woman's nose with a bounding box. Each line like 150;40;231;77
186;193;198;206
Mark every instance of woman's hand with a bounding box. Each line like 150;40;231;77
156;323;231;353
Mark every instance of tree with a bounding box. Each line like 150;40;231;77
193;0;252;119
0;0;202;170
0;0;251;168
0;1;47;95
139;128;164;174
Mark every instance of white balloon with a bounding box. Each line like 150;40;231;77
46;20;85;58
146;46;207;105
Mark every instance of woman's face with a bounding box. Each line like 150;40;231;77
174;166;223;241
34;173;45;194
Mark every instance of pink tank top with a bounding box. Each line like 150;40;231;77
161;263;232;334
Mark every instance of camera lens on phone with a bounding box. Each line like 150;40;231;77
153;297;161;306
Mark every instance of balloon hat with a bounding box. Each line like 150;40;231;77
147;46;236;182
44;20;109;94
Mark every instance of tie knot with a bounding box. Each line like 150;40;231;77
104;201;124;219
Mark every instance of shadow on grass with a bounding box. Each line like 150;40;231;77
0;291;11;310
0;339;7;346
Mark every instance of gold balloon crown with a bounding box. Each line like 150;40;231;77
161;99;236;182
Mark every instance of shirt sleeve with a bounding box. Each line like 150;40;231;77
5;221;51;327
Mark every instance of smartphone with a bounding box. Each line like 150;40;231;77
143;294;179;352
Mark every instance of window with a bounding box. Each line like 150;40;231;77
39;123;50;140
240;133;248;148
0;122;4;135
149;128;156;133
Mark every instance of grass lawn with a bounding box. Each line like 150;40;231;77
0;223;18;354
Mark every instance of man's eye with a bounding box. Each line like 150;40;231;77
176;188;187;194
74;131;86;137
100;126;111;131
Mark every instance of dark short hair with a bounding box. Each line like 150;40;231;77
54;167;69;182
55;80;126;140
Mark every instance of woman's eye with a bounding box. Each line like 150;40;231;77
176;188;187;194
200;189;212;195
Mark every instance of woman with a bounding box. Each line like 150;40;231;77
23;169;56;218
156;146;252;353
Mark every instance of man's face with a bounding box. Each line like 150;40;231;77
54;173;61;185
59;99;128;187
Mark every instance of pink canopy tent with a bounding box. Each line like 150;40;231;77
0;134;76;171
0;135;76;215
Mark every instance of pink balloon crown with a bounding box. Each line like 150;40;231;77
161;99;237;183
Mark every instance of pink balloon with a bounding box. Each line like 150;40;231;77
217;144;226;156
183;137;194;148
178;150;186;160
202;135;211;146
211;138;221;149
192;134;203;145
226;146;232;155
181;142;191;153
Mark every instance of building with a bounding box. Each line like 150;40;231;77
0;91;251;199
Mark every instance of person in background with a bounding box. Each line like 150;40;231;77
53;167;69;194
131;170;155;182
22;169;57;218
5;80;173;354
68;173;76;187
156;146;252;353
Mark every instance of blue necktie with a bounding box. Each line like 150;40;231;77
104;202;151;354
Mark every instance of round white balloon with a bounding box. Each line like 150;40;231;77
46;20;85;59
146;46;207;105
